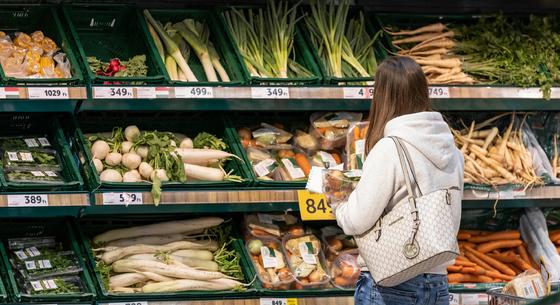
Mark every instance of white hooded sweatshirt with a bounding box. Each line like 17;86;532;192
334;111;464;275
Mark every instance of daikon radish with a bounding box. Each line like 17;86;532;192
106;231;204;248
127;253;219;271
109;273;147;289
175;148;241;164
142;278;244;292
112;259;226;280
101;240;219;264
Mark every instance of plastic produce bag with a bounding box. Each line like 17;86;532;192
346;122;368;170
322;169;360;206
310;112;362;150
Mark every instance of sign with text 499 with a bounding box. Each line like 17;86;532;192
251;87;290;99
175;86;214;98
102;192;143;205
297;190;334;221
8;194;49;207
260;298;297;305
343;87;373;99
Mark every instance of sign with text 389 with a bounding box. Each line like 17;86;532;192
252;87;290;99
297;190;334;221
8;194;48;207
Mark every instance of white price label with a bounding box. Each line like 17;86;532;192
260;298;297;305
449;293;460;305
299;242;317;265
38;137;51;147
8;194;49;207
343;87;373;99
175;87;214;98
428;86;450;98
0;88;6;99
106;302;148;305
136;87;157;99
251;87;290;99
103;192;143;205
94;87;134;99
28;87;69;99
460;293;487;305
24;138;39;147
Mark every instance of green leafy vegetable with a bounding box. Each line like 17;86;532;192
193;132;228;151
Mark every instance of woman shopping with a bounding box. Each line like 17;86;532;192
333;56;464;305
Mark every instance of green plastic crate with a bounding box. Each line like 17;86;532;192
73;112;250;192
0;6;83;85
61;4;167;84
299;7;387;85
0;219;96;303
0;114;83;191
140;9;247;86
226;112;317;189
217;6;322;85
74;216;256;300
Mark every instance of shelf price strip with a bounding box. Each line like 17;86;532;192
94;86;134;99
28;87;69;99
252;87;290;99
102;192;143;206
297;190;334;221
105;302;148;305
260;298;298;305
175;86;214;98
343;87;373;99
7;194;49;207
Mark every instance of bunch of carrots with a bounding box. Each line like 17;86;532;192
452;113;543;188
449;230;537;284
550;230;560;254
385;23;475;84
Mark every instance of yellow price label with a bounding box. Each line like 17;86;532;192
259;298;298;305
297;190;335;221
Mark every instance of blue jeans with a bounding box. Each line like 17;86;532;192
355;272;450;305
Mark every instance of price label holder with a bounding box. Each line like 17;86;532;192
136;87;156;99
343;87;373;99
94;86;134;99
28;87;69;99
8;194;49;207
449;293;460;305
297;190;334;221
251;87;290;99
460;293;488;305
260;298;298;305
105;302;149;305
0;87;7;99
102;192;143;206
428;86;450;98
175;86;214;98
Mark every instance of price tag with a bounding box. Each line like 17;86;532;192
175;86;214;98
297;190;334;221
251;87;290;99
449;293;460;305
0;88;6;99
8;194;49;207
94;87;134;99
260;298;297;305
106;302;148;305
136;87;157;99
428;86;450;98
27;87;69;99
103;192;143;205
343;87;373;99
460;293;487;305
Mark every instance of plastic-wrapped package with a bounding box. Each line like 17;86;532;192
246;238;295;290
13;251;81;280
2;149;62;171
243;213;304;240
346;122;369;170
322;169;360;206
310;112;362;150
22;276;85;296
283;233;330;289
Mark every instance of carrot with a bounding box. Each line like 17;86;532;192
464;246;515;276
461;266;485;275
455;260;476;267
550;231;560;242
456;255;470;262
447;265;462;273
459;242;477;249
516;245;535;268
277;150;295;158
448;273;493;283
465;252;498;273
476;240;523;253
469;231;520;243
458;232;472;240
331;152;342;164
487;253;516;263
353;126;360;142
385;23;446;36
294;153;311;177
485;271;514;281
508;263;523;275
512;257;533;271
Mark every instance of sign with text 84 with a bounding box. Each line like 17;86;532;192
297;190;334;221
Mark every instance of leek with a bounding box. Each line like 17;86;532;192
165;55;178;80
143;10;198;82
174;21;218;82
147;23;165;62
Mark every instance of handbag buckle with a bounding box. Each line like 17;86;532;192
373;218;382;241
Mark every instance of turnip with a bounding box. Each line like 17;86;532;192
135;145;149;159
138;162;154;179
93;158;104;173
125;125;141;142
105;152;122;166
123;170;142;182
180;138;194;149
151;169;169;182
91;140;110;160
175;148;240;164
121;141;133;153
122;153;141;170
93;217;224;243
100;169;123;182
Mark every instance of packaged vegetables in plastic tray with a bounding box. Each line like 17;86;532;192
283;234;330;289
2;149;62;171
329;252;360;290
0;136;52;150
322;169;360;206
23;276;85;296
246;238;294;290
243;213;304;240
310;112;362;150
320;226;357;261
346;122;368;170
6;169;64;184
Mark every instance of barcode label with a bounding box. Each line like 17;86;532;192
14;250;27;260
20;152;34;162
7;152;18;161
25;261;37;270
24;138;39;147
26;247;41;257
30;281;43;291
45;171;57;177
38;138;51;146
31;171;45;177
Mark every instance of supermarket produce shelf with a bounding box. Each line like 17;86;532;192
97;296;354;305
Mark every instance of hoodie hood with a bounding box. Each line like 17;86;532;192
384;112;456;169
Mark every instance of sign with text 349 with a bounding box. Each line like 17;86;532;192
94;87;134;99
252;87;290;99
103;192;143;205
297;190;334;221
8;194;49;207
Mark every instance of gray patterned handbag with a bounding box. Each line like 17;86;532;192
354;136;460;287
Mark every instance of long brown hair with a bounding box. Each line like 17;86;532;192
365;56;431;153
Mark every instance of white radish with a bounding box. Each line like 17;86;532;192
170;140;177;147
106;233;199;248
180;138;194;149
122;152;142;170
172;249;214;261
125;125;141;142
138;162;153;179
135;145;149;159
175;148;240;164
100;169;122;182
91;140;110;160
140;271;174;282
112;259;226;280
112;287;141;293
126;253;219;271
94;217;223;244
142;278;244;293
101;241;218;264
150;169;169;182
109;273;146;289
93;158;104;173
184;163;225;181
105;152;122;166
121;141;133;153
123;170;142;182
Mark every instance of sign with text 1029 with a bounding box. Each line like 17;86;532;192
297;190;334;221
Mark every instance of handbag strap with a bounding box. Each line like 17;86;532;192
389;137;422;199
